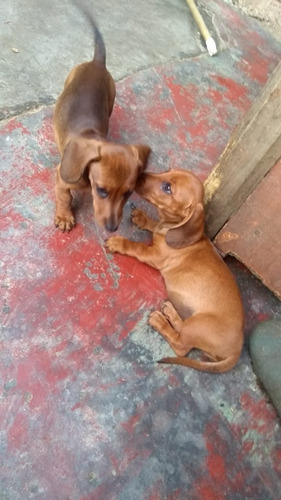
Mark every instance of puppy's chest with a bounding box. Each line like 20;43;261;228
152;233;190;273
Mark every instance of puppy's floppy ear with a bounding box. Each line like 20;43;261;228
60;139;101;184
131;144;151;173
165;203;205;249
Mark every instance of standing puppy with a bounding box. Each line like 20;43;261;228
106;169;244;373
53;11;150;232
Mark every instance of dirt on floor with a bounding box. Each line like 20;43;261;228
229;0;281;42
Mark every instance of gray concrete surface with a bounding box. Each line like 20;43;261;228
2;0;280;121
2;1;281;498
1;0;213;120
1;0;281;116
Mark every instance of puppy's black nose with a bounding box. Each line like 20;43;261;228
105;221;118;232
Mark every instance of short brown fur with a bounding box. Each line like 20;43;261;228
107;169;244;373
53;17;150;232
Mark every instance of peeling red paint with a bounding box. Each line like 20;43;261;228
167;489;182;500
0;118;30;136
147;484;164;500
71;402;83;411
37;112;56;145
7;413;29;450
273;449;281;475
0;209;26;230
240;393;278;432
26;166;54;194
121;412;141;433
192;415;264;499
1;3;281;497
206;449;227;484
257;312;269;322
211;75;250;107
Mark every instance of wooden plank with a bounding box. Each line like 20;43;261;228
214;159;281;299
204;61;281;239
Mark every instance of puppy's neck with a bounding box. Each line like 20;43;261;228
80;128;106;140
156;218;183;235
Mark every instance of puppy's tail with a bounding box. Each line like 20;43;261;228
74;3;106;64
158;353;240;374
90;17;106;65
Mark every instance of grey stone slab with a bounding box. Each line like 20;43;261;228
0;0;205;119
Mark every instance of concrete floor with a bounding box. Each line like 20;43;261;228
1;0;203;119
1;0;281;499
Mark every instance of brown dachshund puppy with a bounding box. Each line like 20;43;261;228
106;169;244;373
53;13;150;232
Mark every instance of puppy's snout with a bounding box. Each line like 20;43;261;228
105;219;118;232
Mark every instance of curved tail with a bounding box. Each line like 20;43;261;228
74;3;106;64
158;353;240;373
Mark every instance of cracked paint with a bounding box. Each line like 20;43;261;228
1;1;281;497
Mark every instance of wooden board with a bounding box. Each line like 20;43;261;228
214;159;281;299
204;61;281;239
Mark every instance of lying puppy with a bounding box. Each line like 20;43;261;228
53;11;150;232
107;169;244;373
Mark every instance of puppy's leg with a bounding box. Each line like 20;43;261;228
55;168;75;232
132;209;157;232
106;237;160;269
162;301;183;332
155;313;231;361
149;311;188;356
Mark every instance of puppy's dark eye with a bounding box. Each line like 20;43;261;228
162;182;172;194
96;186;108;198
123;190;133;200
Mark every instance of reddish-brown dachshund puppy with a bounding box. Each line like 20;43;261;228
53;13;150;232
107;169;244;373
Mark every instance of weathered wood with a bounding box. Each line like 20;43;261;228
204;61;281;239
214;159;281;300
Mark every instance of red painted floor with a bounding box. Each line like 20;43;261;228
1;1;281;498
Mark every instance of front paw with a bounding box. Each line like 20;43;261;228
106;236;126;254
55;213;75;232
131;209;148;229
